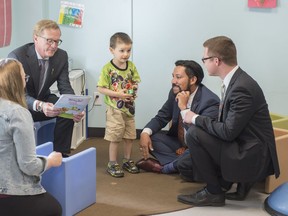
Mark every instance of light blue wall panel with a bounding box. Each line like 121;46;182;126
133;0;288;127
1;0;288;130
0;0;43;57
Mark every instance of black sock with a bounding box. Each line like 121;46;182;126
219;179;233;191
206;184;223;194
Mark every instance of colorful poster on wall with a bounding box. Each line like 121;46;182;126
0;0;12;47
58;1;85;28
248;0;277;8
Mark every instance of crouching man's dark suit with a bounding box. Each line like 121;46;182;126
186;68;280;185
144;84;219;179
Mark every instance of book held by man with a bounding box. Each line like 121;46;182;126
54;94;91;119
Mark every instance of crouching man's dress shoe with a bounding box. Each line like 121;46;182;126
177;187;225;207
225;182;254;201
136;158;163;173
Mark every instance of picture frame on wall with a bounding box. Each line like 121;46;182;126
58;1;85;28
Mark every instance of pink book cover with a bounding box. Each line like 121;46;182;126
248;0;277;8
0;0;12;47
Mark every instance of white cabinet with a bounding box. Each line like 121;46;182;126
69;69;85;96
50;69;87;149
71;115;86;149
69;69;87;149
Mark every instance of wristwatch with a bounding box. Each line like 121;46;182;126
36;101;44;112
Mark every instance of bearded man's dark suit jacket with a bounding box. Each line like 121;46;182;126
143;84;219;177
187;68;280;185
8;43;75;154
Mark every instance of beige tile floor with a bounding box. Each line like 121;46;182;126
154;186;270;216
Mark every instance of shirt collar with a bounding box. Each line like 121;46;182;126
35;50;49;60
223;65;239;88
187;86;198;108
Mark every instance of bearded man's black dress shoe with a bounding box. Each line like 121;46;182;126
177;187;225;206
225;182;254;201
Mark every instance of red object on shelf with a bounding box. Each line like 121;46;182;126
248;0;277;8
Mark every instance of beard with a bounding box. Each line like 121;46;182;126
172;80;191;95
172;84;182;94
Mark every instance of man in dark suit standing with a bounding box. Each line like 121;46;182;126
8;19;84;157
177;36;280;207
137;60;219;177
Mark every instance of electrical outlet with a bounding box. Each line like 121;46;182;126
93;92;102;106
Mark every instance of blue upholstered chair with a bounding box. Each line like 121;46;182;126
36;142;96;216
34;118;56;146
264;182;288;216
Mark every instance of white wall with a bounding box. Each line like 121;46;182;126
1;0;288;130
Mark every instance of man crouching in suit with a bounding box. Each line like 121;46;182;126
137;60;219;178
177;36;280;207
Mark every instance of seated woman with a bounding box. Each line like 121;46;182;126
0;58;62;216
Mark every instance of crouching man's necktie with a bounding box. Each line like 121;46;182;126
178;115;185;145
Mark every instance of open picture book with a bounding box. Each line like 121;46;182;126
54;94;92;119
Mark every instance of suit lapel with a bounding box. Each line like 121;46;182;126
221;68;243;120
224;68;242;99
45;61;55;85
26;45;42;94
190;85;202;112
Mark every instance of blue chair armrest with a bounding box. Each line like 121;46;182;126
36;141;53;156
36;142;96;216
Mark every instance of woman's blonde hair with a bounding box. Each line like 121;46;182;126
0;58;27;108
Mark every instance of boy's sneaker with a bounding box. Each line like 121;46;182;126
107;163;124;178
122;159;140;174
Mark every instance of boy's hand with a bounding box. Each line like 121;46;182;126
119;89;133;101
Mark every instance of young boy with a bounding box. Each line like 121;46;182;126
97;32;141;177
